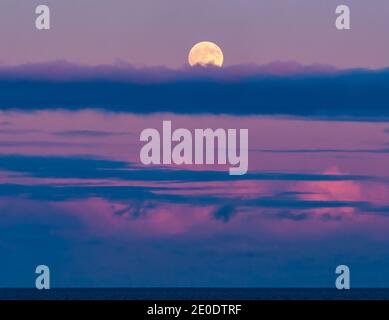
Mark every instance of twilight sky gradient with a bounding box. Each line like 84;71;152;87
1;1;389;289
1;0;389;68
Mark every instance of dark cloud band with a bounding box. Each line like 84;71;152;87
0;63;389;120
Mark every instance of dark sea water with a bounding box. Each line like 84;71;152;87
1;288;389;300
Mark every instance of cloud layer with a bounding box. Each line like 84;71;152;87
0;61;388;120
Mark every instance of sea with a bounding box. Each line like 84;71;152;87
0;288;389;300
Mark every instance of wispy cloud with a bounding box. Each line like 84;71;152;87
0;182;372;211
0;154;386;221
0;140;112;148
212;205;236;223
272;210;309;221
53;130;131;138
0;129;40;135
0;154;374;183
253;148;389;154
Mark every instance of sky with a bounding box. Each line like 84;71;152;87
1;0;389;68
1;1;389;290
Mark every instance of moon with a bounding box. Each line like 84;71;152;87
188;41;224;68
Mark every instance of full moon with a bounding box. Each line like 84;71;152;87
188;41;224;67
